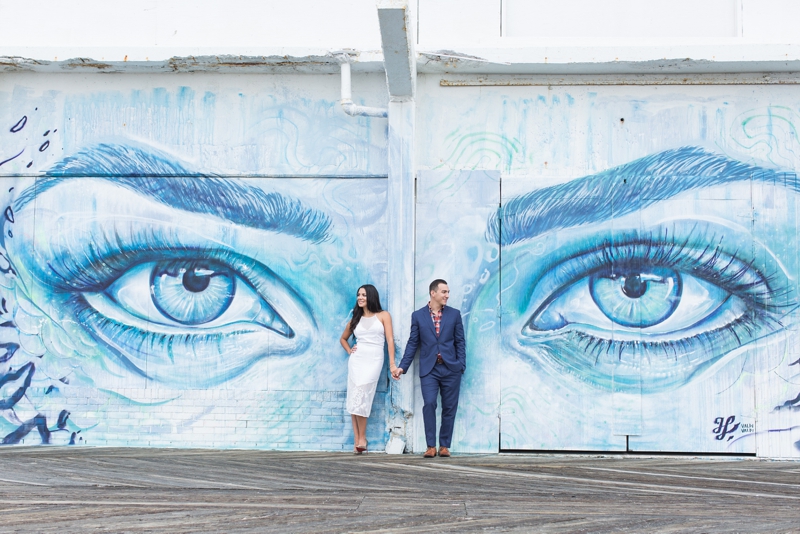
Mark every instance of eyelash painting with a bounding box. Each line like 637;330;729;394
502;222;795;393
61;227;315;388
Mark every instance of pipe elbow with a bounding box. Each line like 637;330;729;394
341;99;388;118
339;62;388;118
341;99;357;115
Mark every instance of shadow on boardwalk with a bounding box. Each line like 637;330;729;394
1;447;799;533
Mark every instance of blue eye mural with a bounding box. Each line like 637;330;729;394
0;139;389;448
75;249;306;386
513;226;784;393
2;88;800;458
2;145;335;390
456;145;800;453
588;266;682;328
482;148;796;392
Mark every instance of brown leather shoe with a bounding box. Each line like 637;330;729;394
423;447;437;458
438;447;451;457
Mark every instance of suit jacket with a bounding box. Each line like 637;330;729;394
398;305;466;378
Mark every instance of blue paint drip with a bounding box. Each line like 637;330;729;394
0;149;24;168
1;414;50;445
0;362;34;410
9;116;26;133
0;342;19;363
55;410;70;429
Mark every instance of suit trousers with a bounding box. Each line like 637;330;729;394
420;363;462;448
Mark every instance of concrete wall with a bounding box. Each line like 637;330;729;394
413;77;800;457
2;1;800;457
0;73;391;450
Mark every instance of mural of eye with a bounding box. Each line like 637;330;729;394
516;230;787;393
3;171;334;391
151;261;236;325
92;259;294;337
589;267;681;328
531;262;735;335
70;248;312;388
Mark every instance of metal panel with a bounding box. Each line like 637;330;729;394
413;169;501;453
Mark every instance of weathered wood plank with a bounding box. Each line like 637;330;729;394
0;448;798;532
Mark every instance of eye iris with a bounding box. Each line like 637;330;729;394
151;261;235;325
589;267;682;328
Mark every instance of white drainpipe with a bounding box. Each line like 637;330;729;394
340;61;388;118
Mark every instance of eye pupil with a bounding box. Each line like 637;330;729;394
621;274;647;299
183;269;211;293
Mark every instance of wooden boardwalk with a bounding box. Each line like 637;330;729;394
1;447;799;533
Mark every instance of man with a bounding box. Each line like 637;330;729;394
392;279;466;458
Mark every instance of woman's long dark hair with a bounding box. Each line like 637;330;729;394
349;284;383;334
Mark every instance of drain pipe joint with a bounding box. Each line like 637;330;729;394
339;61;388;118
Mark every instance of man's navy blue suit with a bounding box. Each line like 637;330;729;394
398;305;466;449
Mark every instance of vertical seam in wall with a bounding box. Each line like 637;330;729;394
414;171;417;301
416;0;420;44
498;174;502;316
737;0;744;38
499;0;504;38
497;173;502;451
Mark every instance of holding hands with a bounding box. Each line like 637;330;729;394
391;366;403;380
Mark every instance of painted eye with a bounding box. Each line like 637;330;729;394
590;267;682;328
514;233;784;393
150;260;236;325
75;254;310;387
89;260;294;336
529;262;733;338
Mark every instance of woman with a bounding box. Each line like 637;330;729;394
340;284;397;454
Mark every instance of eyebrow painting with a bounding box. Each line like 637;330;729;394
15;144;333;243
489;146;798;246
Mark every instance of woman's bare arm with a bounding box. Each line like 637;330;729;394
380;312;397;372
340;323;355;354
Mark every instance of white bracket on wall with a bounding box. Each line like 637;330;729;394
377;0;416;99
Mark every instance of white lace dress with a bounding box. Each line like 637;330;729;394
346;315;386;417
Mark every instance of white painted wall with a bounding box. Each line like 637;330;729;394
2;0;799;52
0;0;383;49
503;0;740;40
417;0;501;44
421;0;800;44
741;0;800;41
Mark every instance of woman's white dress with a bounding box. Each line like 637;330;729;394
346;315;385;417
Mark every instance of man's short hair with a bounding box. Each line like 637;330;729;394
429;279;448;294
